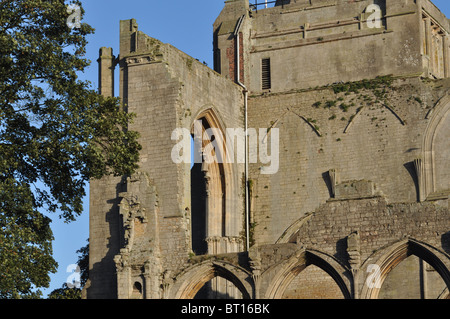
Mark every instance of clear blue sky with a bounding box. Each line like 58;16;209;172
42;0;450;297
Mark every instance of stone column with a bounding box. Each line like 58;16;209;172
114;250;131;299
202;161;212;245
249;248;262;299
347;232;361;299
425;17;433;76
144;259;163;299
98;47;115;97
443;35;450;78
414;158;426;202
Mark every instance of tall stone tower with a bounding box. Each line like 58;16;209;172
87;0;450;299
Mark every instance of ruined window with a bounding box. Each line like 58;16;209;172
261;58;271;90
132;281;143;299
191;112;229;256
422;15;428;56
191;159;208;256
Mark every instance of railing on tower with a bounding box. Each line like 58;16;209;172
250;0;286;12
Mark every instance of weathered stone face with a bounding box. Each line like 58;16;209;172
215;0;450;93
87;0;449;300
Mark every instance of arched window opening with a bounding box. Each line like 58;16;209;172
190;114;227;256
191;160;208;255
265;250;351;299
131;281;143;299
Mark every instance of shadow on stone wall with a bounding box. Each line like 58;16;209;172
442;232;450;254
86;176;127;299
403;161;420;202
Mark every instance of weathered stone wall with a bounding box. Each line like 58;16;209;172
88;176;124;299
87;0;449;299
274;197;449;299
88;46;124;299
88;19;246;299
248;76;449;246
214;0;450;93
294;198;449;264
166;194;450;299
282;265;345;299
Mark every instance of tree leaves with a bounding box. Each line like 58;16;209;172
0;178;56;299
0;0;141;297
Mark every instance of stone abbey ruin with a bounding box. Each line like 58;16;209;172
86;0;450;299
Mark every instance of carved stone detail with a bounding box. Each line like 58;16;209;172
347;231;361;272
160;270;173;299
329;169;340;198
414;158;426;202
206;236;243;255
118;192;147;252
249;249;262;283
114;249;130;273
125;55;154;66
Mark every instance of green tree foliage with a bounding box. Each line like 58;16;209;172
47;283;82;299
76;240;89;288
47;240;88;299
0;0;141;298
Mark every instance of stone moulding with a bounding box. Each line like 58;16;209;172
344;103;406;134
276;213;314;244
359;238;450;299
421;93;450;200
170;258;253;299
251;29;394;54
263;247;352;299
124;55;156;66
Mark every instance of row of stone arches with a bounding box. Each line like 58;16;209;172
187;94;449;256
168;239;450;299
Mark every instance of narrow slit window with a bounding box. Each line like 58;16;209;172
262;58;271;90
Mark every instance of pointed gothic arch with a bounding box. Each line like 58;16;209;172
190;107;243;255
171;260;252;299
264;248;352;299
360;239;450;299
418;94;450;200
